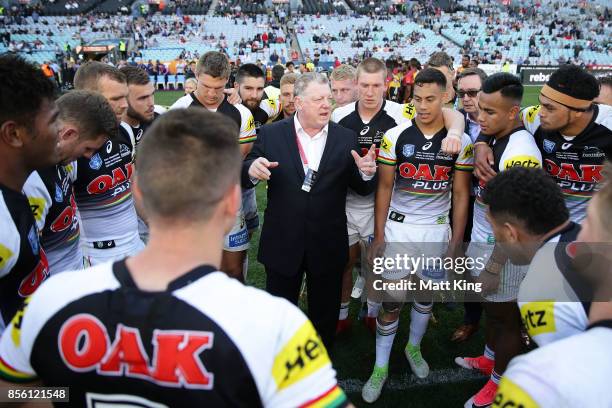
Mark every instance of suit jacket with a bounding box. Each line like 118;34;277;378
241;117;376;276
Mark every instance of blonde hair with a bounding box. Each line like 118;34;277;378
356;57;387;79
330;64;356;82
280;73;298;87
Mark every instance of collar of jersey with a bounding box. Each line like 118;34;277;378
355;99;386;124
587;319;612;331
113;258;218;292
541;221;579;247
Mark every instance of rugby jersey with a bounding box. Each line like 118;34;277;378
0;260;348;408
0;184;49;334
23;164;82;275
521;104;612;222
518;222;590;347
472;128;542;244
170;93;256;144
495;321;612;408
377;120;474;225
73;127;138;246
332;100;415;212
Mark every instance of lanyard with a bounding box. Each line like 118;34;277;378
294;131;309;166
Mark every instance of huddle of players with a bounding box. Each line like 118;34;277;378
326;58;612;408
0;53;352;407
0;47;610;407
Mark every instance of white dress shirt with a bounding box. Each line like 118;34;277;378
294;114;328;173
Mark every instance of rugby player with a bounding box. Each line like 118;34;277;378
0;109;352;408
170;51;256;282
0;54;59;333
362;68;473;403
273;73;298;122
331;58;466;335
482;167;590;348
474;65;612;222
331;64;359;108
119;66;166;243
23;91;117;275
233;63;281;239
493;175;612;407
455;73;542;408
72;62;143;266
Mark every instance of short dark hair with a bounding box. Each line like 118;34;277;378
457;67;487;84
119;66;151;86
483;167;568;235
481;72;523;104
196;51;231;79
286;61;295;68
235;63;265;84
415;67;447;89
272;64;285;81
599;75;612;88
136;108;241;221
0;53;57;128
57;91;117;141
74;61;126;91
547;65;599;101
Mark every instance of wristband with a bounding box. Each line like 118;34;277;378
447;131;462;141
474;141;489;147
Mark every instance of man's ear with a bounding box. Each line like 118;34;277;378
59;126;79;144
0;121;25;148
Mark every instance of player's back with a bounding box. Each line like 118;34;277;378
496;323;612;408
518;222;590;347
0;260;346;407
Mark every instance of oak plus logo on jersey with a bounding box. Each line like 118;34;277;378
87;163;134;195
58;314;215;389
545;160;603;183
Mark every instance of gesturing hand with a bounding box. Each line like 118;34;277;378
224;88;242;105
351;144;377;177
248;157;279;181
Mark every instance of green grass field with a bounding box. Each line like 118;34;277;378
154;86;542;407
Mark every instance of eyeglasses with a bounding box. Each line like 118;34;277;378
457;89;481;98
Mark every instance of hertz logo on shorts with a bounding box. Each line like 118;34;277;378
524;105;541;124
503;155;541;170
271;320;331;390
403;103;416;119
493;377;540;408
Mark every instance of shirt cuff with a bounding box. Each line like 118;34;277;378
359;170;374;181
249;176;260;185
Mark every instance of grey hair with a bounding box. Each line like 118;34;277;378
294;72;329;98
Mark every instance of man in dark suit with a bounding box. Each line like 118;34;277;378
242;72;378;349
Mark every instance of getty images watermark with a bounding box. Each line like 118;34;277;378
371;253;488;293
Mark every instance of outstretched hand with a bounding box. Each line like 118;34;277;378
351;144;377;177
